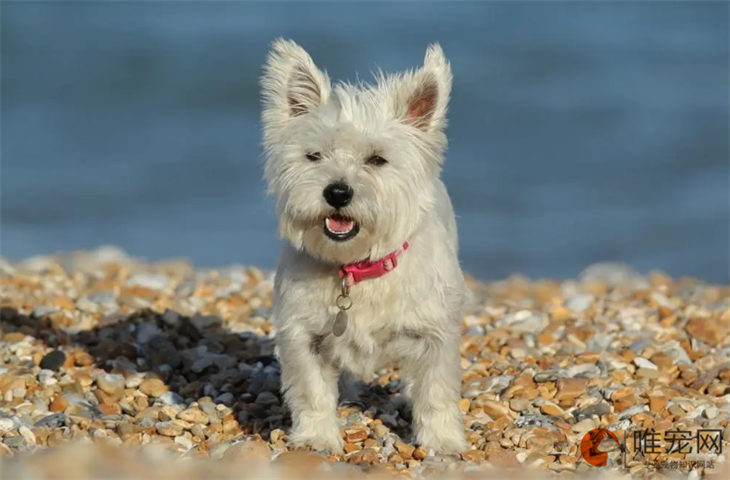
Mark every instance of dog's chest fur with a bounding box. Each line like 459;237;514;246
309;276;430;376
310;282;426;376
274;236;457;378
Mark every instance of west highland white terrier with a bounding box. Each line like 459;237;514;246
260;39;467;454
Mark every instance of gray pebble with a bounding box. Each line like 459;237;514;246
534;370;564;382
0;417;15;433
566;363;601;379
618;404;648;420
126;272;170;290
3;436;24;448
32;306;58;318
484;375;514;393
158;391;184;406
191;313;223;331
565;294;594;313
34;413;67;428
574;402;611;421
135;322;163;345
161;308;182;326
213;392;234;405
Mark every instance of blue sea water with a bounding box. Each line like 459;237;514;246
1;1;728;282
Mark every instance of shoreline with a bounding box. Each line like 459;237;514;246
0;247;728;478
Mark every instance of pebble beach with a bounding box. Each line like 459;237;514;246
0;247;728;479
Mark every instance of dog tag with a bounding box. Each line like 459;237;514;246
332;310;348;336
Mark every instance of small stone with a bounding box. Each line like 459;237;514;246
99;403;121;415
73;351;94;367
482;400;510;419
534;370;563;382
191;313;223;330
4;436;24;448
174;435;193;450
686;317;726;347
39;350;66;371
343;442;360;453
413;446;428;460
158;391;184;406
139;378;168;397
177;408;208;424
34;413;66;428
540;402;565;417
510;398;530;412
504;310;545;333
344;427;368;443
565;294;594;313
32;305;58;317
126;272;169;290
214;392;234;405
633;357;658;370
462;449;486;463
3;332;26;343
649;352;673;370
555;378;587;401
574;402;611;421
270;428;285;442
38;370;57;386
572;418;598;433
611;387;637;413
18;426;35;444
373;424;389;437
618;404;647;420
161;308;182;326
49;395;69;412
156;421;183;437
0;418;15;433
484;375;514;393
488;448;519;468
648;393;667;412
224;438;271;460
96;373;125;398
395;440;415;459
255;391;278;406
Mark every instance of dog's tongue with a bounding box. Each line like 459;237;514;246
326;215;354;233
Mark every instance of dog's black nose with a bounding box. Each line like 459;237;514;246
323;182;353;208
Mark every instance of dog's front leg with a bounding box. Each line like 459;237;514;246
278;333;343;452
403;332;466;454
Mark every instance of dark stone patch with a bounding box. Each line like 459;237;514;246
39;350;66;371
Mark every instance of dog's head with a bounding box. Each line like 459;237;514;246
261;39;452;264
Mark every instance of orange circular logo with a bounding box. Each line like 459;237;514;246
580;428;619;467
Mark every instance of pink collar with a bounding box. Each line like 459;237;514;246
338;241;410;286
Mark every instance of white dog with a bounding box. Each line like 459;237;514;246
261;39;467;454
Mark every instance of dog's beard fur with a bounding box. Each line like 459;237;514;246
262;39;451;265
260;39;467;454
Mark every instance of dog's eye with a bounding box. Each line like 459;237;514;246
366;155;388;167
305;152;321;162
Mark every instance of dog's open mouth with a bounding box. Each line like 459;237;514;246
324;213;359;241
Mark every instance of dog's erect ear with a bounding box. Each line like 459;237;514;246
261;39;331;135
394;44;453;134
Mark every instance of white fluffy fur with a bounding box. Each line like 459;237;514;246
261;39;467;454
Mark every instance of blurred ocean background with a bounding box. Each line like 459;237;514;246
1;1;728;282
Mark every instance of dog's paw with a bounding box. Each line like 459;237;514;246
415;424;467;455
289;422;344;453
